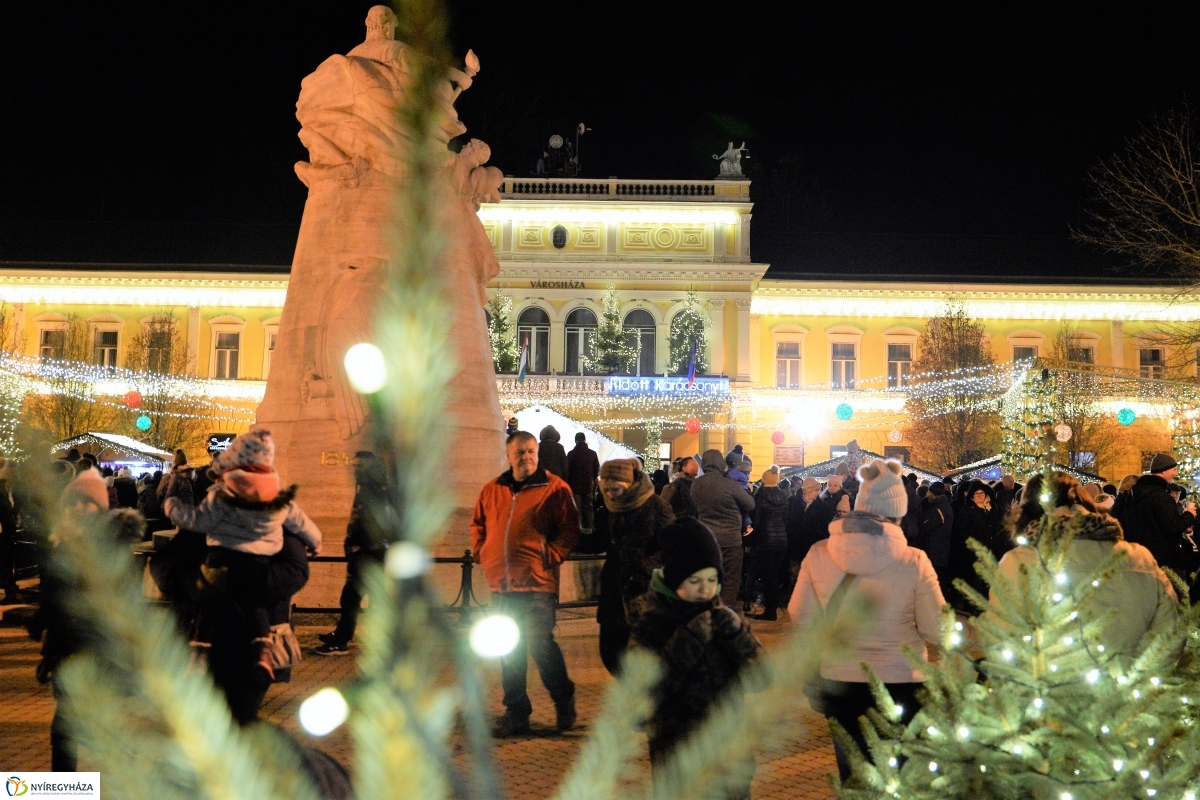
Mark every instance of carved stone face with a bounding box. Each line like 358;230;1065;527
462;139;491;167
365;5;397;39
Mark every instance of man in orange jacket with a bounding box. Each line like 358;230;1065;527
471;430;581;736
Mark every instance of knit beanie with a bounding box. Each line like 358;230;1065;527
62;468;110;511
853;459;908;519
760;466;780;487
214;425;276;476
825;474;844;493
1150;453;1178;474
659;516;724;590
802;477;820;495
600;458;636;484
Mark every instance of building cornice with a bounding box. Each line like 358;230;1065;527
0;269;288;308
753;280;1200;322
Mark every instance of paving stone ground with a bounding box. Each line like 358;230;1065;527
1;597;837;799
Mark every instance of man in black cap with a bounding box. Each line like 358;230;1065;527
1118;452;1198;579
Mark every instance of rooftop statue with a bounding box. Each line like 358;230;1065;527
713;141;749;178
257;6;505;569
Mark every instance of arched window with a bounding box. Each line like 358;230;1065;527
564;307;597;374
517;307;551;374
623;309;656;376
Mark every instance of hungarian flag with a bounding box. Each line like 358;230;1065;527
686;337;698;387
517;335;530;384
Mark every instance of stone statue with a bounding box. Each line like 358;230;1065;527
257;6;506;578
713;141;749;178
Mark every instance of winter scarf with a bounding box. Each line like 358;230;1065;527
601;472;655;514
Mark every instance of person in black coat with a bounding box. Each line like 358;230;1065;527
900;473;921;544
797;476;847;564
949;480;1011;608
992;474;1022;517
0;459;18;600
153;520;311;723
591;458;674;674
1117;453;1198;579
537;426;569;480
917;482;954;599
749;467;790;620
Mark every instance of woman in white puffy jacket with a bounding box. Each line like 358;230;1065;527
789;459;945;780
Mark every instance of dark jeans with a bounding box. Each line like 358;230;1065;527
719;540;743;608
754;548;787;618
823;680;923;781
332;550;385;644
574;492;595;531
781;558;802;607
495;592;575;720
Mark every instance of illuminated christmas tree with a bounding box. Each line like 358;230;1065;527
588;285;637;375
839;472;1200;800
486;293;518;373
667;291;709;375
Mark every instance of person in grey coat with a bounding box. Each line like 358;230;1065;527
690;449;755;607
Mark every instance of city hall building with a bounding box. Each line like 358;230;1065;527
1;176;1196;481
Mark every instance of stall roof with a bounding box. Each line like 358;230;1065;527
941;455;1104;484
779;450;943;484
52;432;174;464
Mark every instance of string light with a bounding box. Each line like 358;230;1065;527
477;204;743;225
298;687;350;736
0;275;287;308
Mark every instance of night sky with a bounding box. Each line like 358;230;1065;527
2;1;1199;280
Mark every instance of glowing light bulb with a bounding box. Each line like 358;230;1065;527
1061;793;1072;800
1002;649;1014;660
469;614;520;658
949;633;962;646
1055;572;1067;585
1034;697;1043;709
1013;744;1024;754
1113;759;1124;771
1148;737;1155;746
1050;664;1058;672
1063;636;1074;645
1040;493;1051;502
1086;669;1100;684
957;726;970;739
928;726;939;736
1101;726;1110;734
1016;536;1029;545
386;541;429;579
980;765;987;773
1052;593;1064;602
888;757;898;767
344;343;387;394
299;687;350;736
1140;770;1151;780
1133;690;1141;699
955;621;964;631
928;761;938;773
1092;580;1100;587
1097;644;1105;652
1150;677;1161;686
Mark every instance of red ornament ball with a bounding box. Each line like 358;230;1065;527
124;391;142;409
771;431;785;445
685;417;701;434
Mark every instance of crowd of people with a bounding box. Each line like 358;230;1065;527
472;429;1197;790
13;420;1199;793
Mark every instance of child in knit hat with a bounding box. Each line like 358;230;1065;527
629;517;762;799
164;425;321;681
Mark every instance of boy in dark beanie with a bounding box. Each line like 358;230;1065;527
630;517;762;799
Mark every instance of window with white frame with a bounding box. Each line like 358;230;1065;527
564;308;597;375
887;343;912;388
517;307;551;374
776;341;801;388
1013;345;1038;362
1140;347;1165;379
93;329;119;367
214;332;240;379
623;309;657;376
261;321;280;380
831;342;857;390
39;328;65;360
1067;344;1094;363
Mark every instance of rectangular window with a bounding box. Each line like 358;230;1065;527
831;342;856;390
214;332;240;380
1140;347;1165;379
829;445;849;460
565;328;595;374
887;343;912;389
93;330;118;367
884;445;910;462
1072;451;1097;470
517;326;550;373
1067;345;1094;364
263;331;278;379
776;341;801;389
1013;346;1038;362
39;329;65;360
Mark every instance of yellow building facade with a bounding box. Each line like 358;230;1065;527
2;177;1198;479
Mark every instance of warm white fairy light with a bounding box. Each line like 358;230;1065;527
0;276;287;308
1086;669;1100;683
386;542;429;580
344;343;387;394
469;614;520;658
477;204;743;225
751;286;1200;322
298;687;349;736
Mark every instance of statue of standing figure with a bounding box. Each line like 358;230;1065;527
257;5;506;572
713;141;749;178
